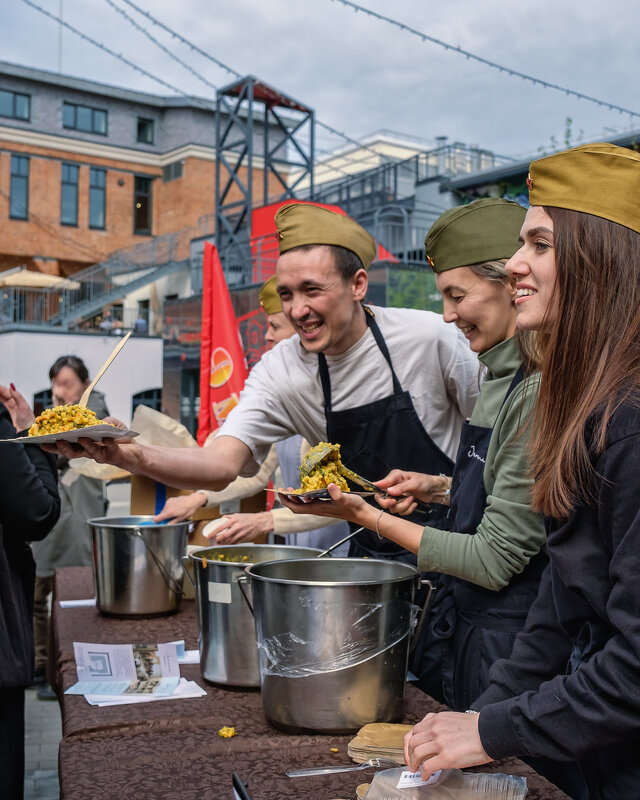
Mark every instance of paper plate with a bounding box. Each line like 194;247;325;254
0;425;139;445
268;488;376;503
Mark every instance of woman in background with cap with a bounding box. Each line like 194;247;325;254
283;198;547;713
404;143;640;800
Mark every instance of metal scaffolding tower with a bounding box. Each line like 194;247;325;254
215;75;314;266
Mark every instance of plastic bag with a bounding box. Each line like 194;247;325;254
362;768;527;800
257;599;412;677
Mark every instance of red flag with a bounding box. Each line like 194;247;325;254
197;243;249;446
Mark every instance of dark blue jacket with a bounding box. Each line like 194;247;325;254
475;400;640;799
0;403;59;688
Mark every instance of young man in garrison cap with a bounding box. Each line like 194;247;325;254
52;204;481;560
155;276;352;556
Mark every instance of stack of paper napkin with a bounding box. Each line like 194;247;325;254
348;723;412;765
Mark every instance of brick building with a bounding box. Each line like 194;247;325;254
0;60;279;280
0;61;289;423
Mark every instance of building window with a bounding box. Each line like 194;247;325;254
0;89;30;121
134;176;152;235
61;163;79;226
162;161;183;182
10;155;29;219
137;117;154;144
180;370;200;437
89;167;106;229
134;299;149;335
63;101;107;135
132;388;162;416
33;389;53;417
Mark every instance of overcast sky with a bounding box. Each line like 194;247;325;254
3;0;640;162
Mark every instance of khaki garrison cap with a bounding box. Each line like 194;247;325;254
527;143;640;234
424;198;526;273
274;203;377;269
259;276;282;315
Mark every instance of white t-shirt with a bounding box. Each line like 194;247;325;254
219;305;482;465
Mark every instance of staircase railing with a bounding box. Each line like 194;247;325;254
0;228;194;331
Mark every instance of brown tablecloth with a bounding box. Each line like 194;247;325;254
53;567;571;800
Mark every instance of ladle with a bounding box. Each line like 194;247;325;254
315;525;365;557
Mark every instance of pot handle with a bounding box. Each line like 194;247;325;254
181;556;195;587
133;529;184;598
236;574;254;617
409;578;434;655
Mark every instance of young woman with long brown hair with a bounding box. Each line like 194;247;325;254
404;142;640;800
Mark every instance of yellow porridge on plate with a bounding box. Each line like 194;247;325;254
294;442;351;493
28;404;113;437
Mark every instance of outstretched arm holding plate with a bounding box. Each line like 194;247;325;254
47;432;254;492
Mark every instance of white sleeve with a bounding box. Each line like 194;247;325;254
271;507;344;536
215;352;299;462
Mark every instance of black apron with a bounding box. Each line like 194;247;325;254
415;365;548;710
317;307;454;561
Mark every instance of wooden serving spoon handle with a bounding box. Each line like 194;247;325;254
78;330;132;408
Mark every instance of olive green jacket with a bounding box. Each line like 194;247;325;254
418;337;544;590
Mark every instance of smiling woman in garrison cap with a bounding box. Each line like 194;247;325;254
54;202;482;570
405;143;640;800
281;198;547;712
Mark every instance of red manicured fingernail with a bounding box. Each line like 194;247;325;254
10;383;16;391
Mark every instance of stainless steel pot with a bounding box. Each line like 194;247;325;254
186;544;323;687
244;557;422;734
88;516;189;617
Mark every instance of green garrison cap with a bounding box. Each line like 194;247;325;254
259;276;282;315
275;203;377;269
527;143;640;234
424;198;526;273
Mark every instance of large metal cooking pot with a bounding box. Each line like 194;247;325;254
89;516;189;617
243;557;422;734
186;544;323;687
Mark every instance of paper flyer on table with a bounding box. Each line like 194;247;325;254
84;677;207;706
66;641;181;696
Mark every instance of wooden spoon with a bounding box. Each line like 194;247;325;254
78;330;132;408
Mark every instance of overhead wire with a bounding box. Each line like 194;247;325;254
19;1;385;190
18;1;388;208
118;0;241;79
330;0;640;119
115;0;389;161
20;0;519;201
23;0;388;165
20;0;210;108
102;0;218;92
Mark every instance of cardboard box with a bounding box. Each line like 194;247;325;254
126;406;267;547
129;475;267;546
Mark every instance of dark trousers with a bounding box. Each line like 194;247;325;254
0;686;25;800
33;575;55;672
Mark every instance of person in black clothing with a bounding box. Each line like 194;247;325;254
0;384;60;800
404;142;640;800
